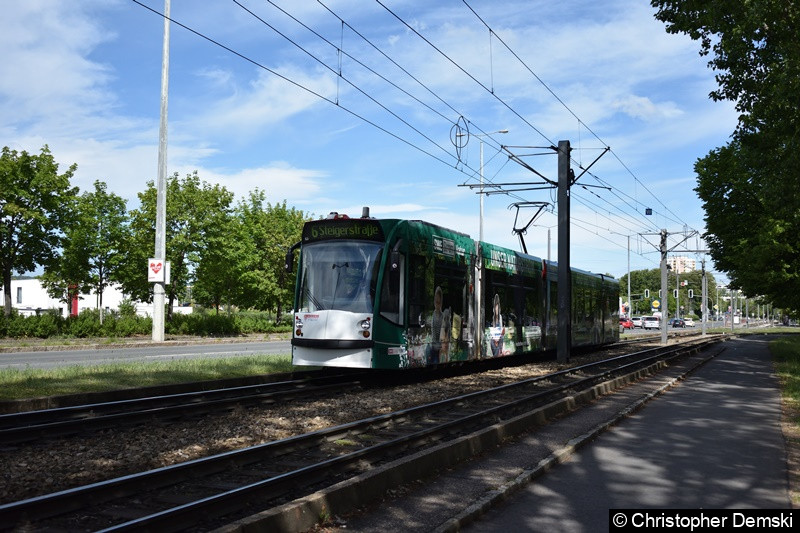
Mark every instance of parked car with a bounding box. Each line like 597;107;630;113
683;317;695;327
643;316;660;329
631;316;643;328
619;317;634;329
669;318;686;328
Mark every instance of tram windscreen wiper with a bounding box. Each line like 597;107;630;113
302;287;324;310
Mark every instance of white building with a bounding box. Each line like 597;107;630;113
0;278;136;317
667;256;696;274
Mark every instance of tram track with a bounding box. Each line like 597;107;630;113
0;371;369;445
0;335;725;532
0;332;686;446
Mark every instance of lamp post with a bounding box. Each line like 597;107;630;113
458;129;507;361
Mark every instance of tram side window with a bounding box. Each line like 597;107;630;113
380;253;404;325
408;254;432;327
432;261;467;341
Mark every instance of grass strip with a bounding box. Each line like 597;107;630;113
0;355;293;400
772;335;800;415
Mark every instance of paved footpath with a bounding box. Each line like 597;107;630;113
339;336;792;532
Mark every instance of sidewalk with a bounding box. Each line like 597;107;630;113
338;336;792;532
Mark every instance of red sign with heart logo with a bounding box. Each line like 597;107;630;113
150;262;163;274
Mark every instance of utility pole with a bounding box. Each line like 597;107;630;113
152;0;170;342
641;229;702;344
701;259;708;335
495;140;608;362
557;140;571;363
659;229;668;344
627;235;631;317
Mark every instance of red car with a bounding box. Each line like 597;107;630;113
619;317;634;329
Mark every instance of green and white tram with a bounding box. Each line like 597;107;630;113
287;211;618;369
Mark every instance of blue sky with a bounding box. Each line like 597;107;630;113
1;0;738;281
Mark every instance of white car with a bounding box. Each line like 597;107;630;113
683;317;695;327
643;316;661;329
631;317;643;328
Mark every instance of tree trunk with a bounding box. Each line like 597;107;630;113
2;269;12;317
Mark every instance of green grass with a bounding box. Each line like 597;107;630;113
772;336;800;413
0;355;293;400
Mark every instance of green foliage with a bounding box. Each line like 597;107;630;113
651;0;800;312
0;145;79;316
164;310;291;336
41;180;129;316
1;155;309;322
771;336;800;408
0;309;288;340
119;171;235;313
118;298;137;317
232;191;309;320
619;268;719;317
64;309;104;338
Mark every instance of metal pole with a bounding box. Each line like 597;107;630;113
746;298;749;328
547;227;551;262
627;235;631;317
660;229;668;344
479;138;484;243
701;259;707;335
152;0;170;343
557;140;571;363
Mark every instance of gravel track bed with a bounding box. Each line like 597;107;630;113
0;346;652;504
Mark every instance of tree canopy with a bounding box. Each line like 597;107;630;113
119;171;235;317
0;145;78;316
651;0;800;311
2;145;309;321
41;180;129;321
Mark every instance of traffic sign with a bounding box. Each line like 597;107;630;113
653;299;660;308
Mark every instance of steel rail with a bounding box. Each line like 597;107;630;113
0;337;723;531
0;371;368;444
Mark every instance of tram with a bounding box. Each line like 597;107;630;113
286;210;619;369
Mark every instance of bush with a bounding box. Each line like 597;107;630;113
29;312;61;338
65;309;103;338
0;307;289;339
118;298;138;317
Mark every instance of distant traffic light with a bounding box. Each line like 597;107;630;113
644;289;650;298
688;289;694;298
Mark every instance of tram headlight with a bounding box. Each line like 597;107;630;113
295;316;303;337
359;318;371;338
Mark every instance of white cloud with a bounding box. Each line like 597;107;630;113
185;67;337;139
0;1;118;132
189;162;329;205
612;95;683;121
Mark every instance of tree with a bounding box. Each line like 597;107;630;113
191;210;246;313
651;0;800;311
0;145;78;316
235;191;308;322
41;180;129;322
118;171;234;319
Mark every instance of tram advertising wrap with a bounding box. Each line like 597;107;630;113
287;211;619;369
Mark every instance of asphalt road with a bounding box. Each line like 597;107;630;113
0;340;292;369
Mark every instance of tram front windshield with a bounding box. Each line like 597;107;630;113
298;241;383;313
